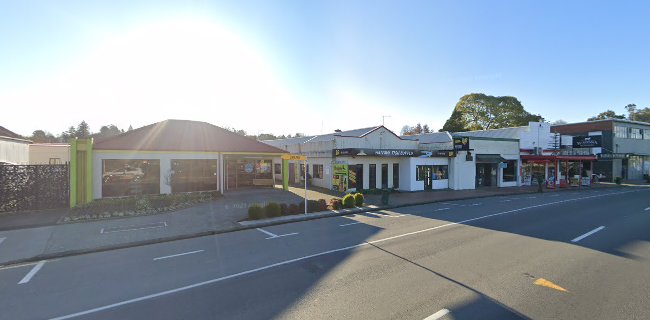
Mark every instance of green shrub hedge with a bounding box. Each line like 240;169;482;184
342;194;355;208
353;193;364;206
264;202;281;217
248;205;265;220
330;198;342;210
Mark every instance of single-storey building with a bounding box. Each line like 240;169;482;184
264;126;457;192
0;126;31;165
406;131;521;189
76;119;286;201
264;125;524;192
29;143;70;165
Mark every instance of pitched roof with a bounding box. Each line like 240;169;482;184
265;125;401;147
94;120;287;153
0;126;31;143
401;132;453;144
0;126;24;139
454;126;527;139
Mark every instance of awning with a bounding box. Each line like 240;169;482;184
521;155;597;162
476;154;507;163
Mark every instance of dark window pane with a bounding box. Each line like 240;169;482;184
369;164;376;189
171;159;218;193
393;163;399;188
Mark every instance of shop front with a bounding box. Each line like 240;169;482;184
521;155;597;187
331;148;456;192
224;155;275;189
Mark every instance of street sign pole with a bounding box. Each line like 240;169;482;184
304;158;308;214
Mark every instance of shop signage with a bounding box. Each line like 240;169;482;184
332;148;455;158
597;153;631;159
572;135;602;148
453;137;470;151
281;154;306;161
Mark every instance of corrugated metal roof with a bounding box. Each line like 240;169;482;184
401;132;453;143
265;126;383;145
94;119;286;153
0;126;25;139
455;126;527;139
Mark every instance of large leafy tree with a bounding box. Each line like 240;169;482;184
587;109;626;121
625;104;650;123
441;93;544;132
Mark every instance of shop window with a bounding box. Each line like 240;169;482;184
644;129;650;140
630;128;642;139
615;126;628;138
416;165;424;181
313;164;323;179
381;164;388;189
432;165;448;180
502;160;517;182
369;164;377;189
102;159;160;197
393;163;399;188
171;159;218;193
274;163;282;174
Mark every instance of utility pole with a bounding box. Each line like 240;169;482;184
382;115;391;126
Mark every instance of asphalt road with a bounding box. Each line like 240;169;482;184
1;187;649;320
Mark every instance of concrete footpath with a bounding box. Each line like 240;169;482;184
0;183;623;266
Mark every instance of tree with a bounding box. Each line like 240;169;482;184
257;133;278;141
625;104;650;123
551;119;568;125
75;121;91;138
441;93;544;132
30;130;57;143
401;123;433;135
128;125;133;131
94;124;123;139
587;109;626;121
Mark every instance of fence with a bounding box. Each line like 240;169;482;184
0;164;69;212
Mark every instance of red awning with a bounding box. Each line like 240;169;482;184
521;155;597;162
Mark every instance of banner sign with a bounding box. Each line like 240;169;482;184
453;137;470;151
281;154;306;161
572;135;602;148
333;148;455;158
597;153;631;159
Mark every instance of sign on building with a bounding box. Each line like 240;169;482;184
572;135;602;148
453;137;470;151
332;148;455;158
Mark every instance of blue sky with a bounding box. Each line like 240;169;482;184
1;0;649;136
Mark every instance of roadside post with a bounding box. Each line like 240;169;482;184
281;154;308;214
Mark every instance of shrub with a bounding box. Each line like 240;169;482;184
289;203;300;215
353;193;364;206
248;205;265;220
279;203;289;215
329;198;342;210
264;202;281;217
317;199;328;211
342;194;355;208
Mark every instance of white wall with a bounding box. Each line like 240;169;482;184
403;157;450;191
93;151;220;199
0;138;30;164
29;144;70;164
471;139;520;188
449;151;476;190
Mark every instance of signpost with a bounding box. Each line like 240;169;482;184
281;154;308;214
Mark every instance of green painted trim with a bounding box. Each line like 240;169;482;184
85;139;93;203
282;159;289;191
69;138;77;208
